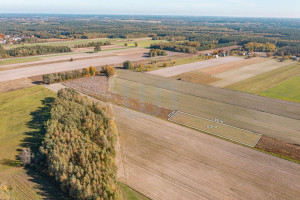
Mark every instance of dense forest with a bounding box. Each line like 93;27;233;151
0;45;71;58
41;88;120;199
0;15;300;55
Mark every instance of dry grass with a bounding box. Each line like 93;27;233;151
169;111;261;147
172;71;220;84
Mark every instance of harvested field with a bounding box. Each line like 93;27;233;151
210;60;292;87
260;74;300;103
110;70;300;145
226;62;300;94
43;84;300;200
112;104;300;200
169;111;262;147
200;57;267;75
147;56;244;77
0;78;34;93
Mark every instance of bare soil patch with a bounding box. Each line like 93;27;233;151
256;136;300;162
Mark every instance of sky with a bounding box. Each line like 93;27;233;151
1;0;300;18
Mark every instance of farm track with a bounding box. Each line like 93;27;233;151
0;48;181;82
44;83;300;200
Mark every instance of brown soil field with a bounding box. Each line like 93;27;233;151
200;57;268;75
148;56;244;77
44;83;300;200
256;136;300;161
113;104;300;200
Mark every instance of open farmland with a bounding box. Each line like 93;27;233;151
112;103;300;200
260;74;300;103
110;70;300;145
226;62;300;94
147;56;244;77
210;59;292;87
43;83;300;200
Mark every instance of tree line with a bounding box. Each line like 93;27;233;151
74;41;112;48
40;88;120;199
150;42;197;54
0;45;71;59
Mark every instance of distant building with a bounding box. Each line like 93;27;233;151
292;56;299;61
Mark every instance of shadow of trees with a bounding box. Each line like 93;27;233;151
19;97;69;199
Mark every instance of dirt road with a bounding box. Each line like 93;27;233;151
44;84;300;200
0;48;179;82
147;56;244;77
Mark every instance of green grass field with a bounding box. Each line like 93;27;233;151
119;183;150;200
0;86;65;199
260;75;300;103
0;57;41;66
226;62;300;94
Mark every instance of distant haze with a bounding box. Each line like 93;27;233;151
1;0;300;18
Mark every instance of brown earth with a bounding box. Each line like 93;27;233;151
256;136;300;161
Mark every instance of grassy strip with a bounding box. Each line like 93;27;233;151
0;57;41;66
226;62;300;94
260;74;300;103
119;182;151;200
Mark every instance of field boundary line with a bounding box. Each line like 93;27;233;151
168;110;262;147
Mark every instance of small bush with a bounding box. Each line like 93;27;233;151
102;65;115;77
123;60;133;69
163;63;169;67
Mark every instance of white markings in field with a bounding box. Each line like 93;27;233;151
168;111;262;147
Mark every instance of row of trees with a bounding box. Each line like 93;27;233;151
43;65;115;84
41;88;120;199
243;42;276;52
150;42;197;54
43;66;97;84
0;45;71;59
149;49;167;57
74;41;112;48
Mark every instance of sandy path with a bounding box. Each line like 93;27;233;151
45;83;300;200
0;48;180;82
148;57;244;77
210;60;292;87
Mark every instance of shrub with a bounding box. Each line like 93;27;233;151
123;60;133;69
163;63;169;67
102;65;115;77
